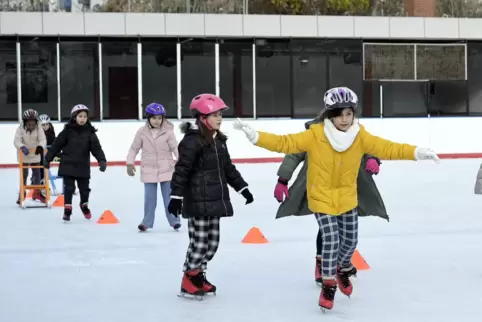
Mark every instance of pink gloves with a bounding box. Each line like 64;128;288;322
274;178;289;202
365;157;381;175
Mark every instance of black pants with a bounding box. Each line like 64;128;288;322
63;176;90;206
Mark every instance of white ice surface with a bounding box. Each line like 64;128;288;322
1;160;482;322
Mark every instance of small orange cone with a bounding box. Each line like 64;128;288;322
52;195;64;207
351;249;370;270
96;210;119;224
241;227;268;244
26;190;33;198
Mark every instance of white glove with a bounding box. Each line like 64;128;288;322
233;118;259;144
414;147;440;162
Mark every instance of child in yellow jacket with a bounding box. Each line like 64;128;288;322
233;87;439;312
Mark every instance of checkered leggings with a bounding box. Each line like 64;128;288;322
183;217;221;272
315;208;358;280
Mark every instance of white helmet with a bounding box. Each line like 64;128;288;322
71;104;89;116
323;87;358;110
38;114;51;124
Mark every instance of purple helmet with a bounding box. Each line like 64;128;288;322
145;103;166;116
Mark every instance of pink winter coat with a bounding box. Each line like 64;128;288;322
126;121;179;183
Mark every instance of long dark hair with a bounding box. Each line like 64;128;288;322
195;118;227;146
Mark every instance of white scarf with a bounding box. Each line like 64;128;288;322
323;118;360;152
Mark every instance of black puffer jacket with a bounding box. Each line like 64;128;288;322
44;125;56;146
171;122;248;219
45;121;106;178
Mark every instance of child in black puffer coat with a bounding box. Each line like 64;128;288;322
167;94;254;299
44;104;107;222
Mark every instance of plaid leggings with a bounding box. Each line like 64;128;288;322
183;217;221;272
315;208;358;280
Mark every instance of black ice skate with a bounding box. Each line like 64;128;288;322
80;202;92;220
63;205;73;222
178;269;205;300
138;224;148;232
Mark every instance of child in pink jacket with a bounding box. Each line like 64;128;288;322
126;103;180;232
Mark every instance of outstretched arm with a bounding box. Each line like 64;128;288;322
233;119;315;155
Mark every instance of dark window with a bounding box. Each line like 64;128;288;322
14;39;58;119
59;41;100;121
142;40;178;119
219;40;253;117
291;40;327;118
427;81;468;116
256;40;291;117
102;40;138;120
468;42;482;115
181;40;215;118
378;82;427;117
0;40;18;121
328;40;364;116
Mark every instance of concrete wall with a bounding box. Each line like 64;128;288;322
1;12;482;39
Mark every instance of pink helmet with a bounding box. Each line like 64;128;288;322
189;94;228;116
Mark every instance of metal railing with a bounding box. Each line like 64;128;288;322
1;0;482;17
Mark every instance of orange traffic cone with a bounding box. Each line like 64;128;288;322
351;249;370;271
25;190;33;199
52;195;64;207
97;210;119;224
241;227;268;244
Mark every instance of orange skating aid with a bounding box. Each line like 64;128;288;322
351;249;370;271
241;227;268;244
96;210;119;224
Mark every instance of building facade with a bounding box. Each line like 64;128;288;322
0;11;481;121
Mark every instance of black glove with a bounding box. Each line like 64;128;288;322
99;161;107;172
241;189;254;205
43;159;50;169
168;198;182;217
34;146;43;155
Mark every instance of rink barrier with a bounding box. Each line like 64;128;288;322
1;152;482;169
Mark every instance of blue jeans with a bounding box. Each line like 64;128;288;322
143;182;180;228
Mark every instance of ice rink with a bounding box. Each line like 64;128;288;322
1;159;482;322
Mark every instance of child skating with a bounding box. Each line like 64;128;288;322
234;87;439;311
126;102;181;232
14;109;47;204
38;114;60;196
44;104;107;222
274;117;387;286
167;94;254;299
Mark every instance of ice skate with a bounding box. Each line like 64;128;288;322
319;279;337;312
138;224;148;232
173;223;181;231
80;202;92;220
16;192;26;205
315;256;322;286
32;190;46;203
336;266;356;297
201;272;216;295
178;269;205;300
63;205;72;222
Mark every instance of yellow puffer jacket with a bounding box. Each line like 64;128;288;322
256;123;416;216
